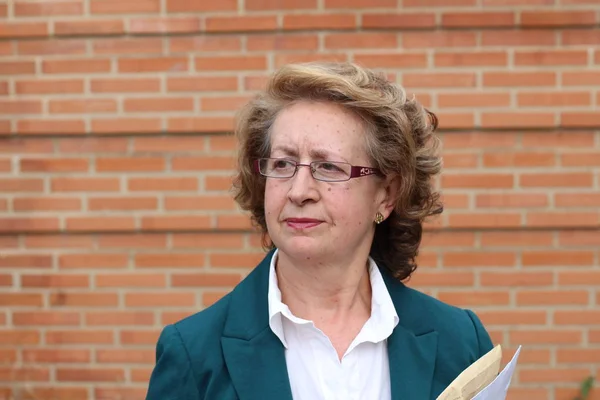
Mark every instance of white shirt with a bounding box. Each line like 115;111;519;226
268;249;399;400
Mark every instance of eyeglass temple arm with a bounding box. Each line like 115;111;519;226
349;166;381;178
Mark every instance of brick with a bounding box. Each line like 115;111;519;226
476;193;548;208
49;293;119;307
283;14;357;30
420;232;475;248
0;218;59;233
91;78;161;93
557;349;600;364
478;310;547;325
22;388;88;400
518;91;590;107
209;253;268;268
483;152;555;167
131;368;152;382
559;231;600;247
167;0;237;12
66;217;135;233
516;50;588;66
0;367;49;382
201;96;252;112
20;158;88;173
43;59;111;74
57;368;125;382
245;34;318;52
555;192;600;207
208;136;235;151
90;0;159;14
0;349;16;363
435;51;508;67
15;1;83;17
167;76;238;92
59;254;128;269
511;330;582;345
0;274;12;286
124;97;194;112
562;29;600;45
402;32;476;49
438;93;510;108
274;53;348;68
92;38;163;54
528;212;598;228
442;12;515;28
17;119;85;134
46;330;114;344
0;100;41;115
172;233;244;248
523;251;595;266
135;253;205;268
141;215;211;231
96;157;164;172
483;0;553;4
325;32;397;49
443;252;516;267
407;271;474;286
520;173;593;187
133;137;205;153
171;273;242;287
521;10;596;27
86;311;155;326
481;231;554;247
51;177;120;192
128;177;198;191
13;311;80;326
17;39;86;56
448;213;521;228
120;329;160;345
561;112;600;128
94;388;147;400
203;292;229;307
483;71;556;87
362;13;435;29
91;118;162;134
125;292;196;307
49;99;118;115
96;274;165;288
441;173;513;189
481;30;556;47
402;72;476;88
521;132;594;148
206;16;278;33
353;53;427;69
16;79;84;95
97;234;167;248
481;271;554;287
216;215;254;229
54;19;125;35
482;112;555;128
0;293;43;306
195;55;267;71
118;57;189;73
165;196;235;211
437;291;509;306
0;330;40;345
0;61;36;75
172;155;234;171
0;22;48;38
25;235;94;249
405;0;476;4
59;137;128;154
21;274;89;288
170;36;241;53
96;349;154;364
518;290;589;306
129;17;200;34
554;310;600;325
88;197;157;211
325;0;394;7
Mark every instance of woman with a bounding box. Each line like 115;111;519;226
146;62;493;400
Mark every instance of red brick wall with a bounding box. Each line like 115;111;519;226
1;1;599;399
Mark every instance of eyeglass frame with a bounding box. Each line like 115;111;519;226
253;158;383;182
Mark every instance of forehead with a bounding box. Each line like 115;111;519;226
269;101;368;161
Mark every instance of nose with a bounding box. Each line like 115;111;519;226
287;164;320;206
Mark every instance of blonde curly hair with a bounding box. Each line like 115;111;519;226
232;62;442;281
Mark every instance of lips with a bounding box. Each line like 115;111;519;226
284;218;323;229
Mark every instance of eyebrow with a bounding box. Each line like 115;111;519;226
271;145;332;161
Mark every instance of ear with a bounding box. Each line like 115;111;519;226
377;176;400;218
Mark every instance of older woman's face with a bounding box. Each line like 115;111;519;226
264;101;387;264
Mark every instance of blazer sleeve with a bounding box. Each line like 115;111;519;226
146;324;201;400
465;309;494;358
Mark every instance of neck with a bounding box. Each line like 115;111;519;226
275;250;372;324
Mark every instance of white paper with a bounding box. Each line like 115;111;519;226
472;345;521;400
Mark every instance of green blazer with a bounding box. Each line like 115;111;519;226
146;251;493;400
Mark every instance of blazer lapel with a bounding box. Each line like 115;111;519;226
221;250;293;400
382;269;439;400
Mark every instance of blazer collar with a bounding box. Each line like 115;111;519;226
221;250;438;400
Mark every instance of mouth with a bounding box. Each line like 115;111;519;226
284;218;323;230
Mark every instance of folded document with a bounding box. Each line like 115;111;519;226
437;345;522;400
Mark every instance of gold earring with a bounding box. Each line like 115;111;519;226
374;212;384;224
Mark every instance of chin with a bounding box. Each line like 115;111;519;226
276;236;329;261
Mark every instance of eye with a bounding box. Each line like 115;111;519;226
317;162;343;172
272;159;294;169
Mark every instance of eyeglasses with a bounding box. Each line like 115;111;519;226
253;158;382;182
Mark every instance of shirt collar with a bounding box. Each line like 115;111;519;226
267;249;399;349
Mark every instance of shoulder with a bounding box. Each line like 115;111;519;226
396;285;492;357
